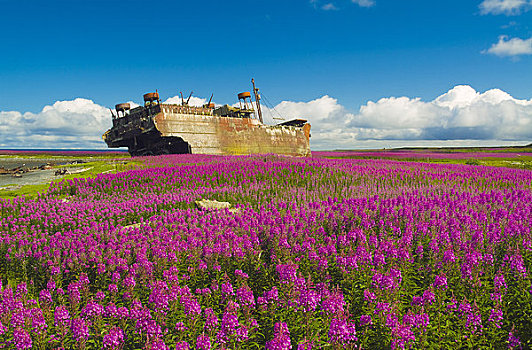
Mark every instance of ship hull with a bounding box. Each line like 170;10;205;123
104;104;311;157
154;106;311;156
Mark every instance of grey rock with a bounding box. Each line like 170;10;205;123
195;199;232;210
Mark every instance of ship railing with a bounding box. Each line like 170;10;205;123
162;104;214;116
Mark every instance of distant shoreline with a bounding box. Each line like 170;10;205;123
0;149;127;156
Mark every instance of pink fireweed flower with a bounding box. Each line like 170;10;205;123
39;289;52;304
322;291;346;315
123;276;136;288
175;322;188;332
466;313;483;333
422;290;435;305
235;269;249;279
221;312;239;337
403;312;429;330
108;283;118;293
103;327;125;349
276;264;298;282
508;331;522;349
15;283;27;298
328;318;357;345
221;282;235;297
488;309;503;329
95;291;105;301
494;274;507;292
236;285;255;308
28;308;47;335
297;339;314;350
363;290;376;302
391;324;415;350
67;282;81;304
71;318;90;342
148;339;169;350
81;301;104;319
491;292;503;303
204;308;219;331
79;272;90;286
105;303;119;318
386;313;399;328
442;250;456;264
236;326;249;341
433;274;448;290
111;271;121;282
13;328;32;350
54;305;70;327
181;296;201;317
175;341;190;350
374;302;391;316
10;311;25;329
47;279;56;290
266;322;292;350
411;296;423;306
196;334;212;350
297;288;321;312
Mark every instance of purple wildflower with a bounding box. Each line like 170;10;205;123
13;328;32;349
71;318;90;342
196;334;212;350
508;331;522;349
175;321;188;332
360;314;372;326
221;282;235;297
488;309;503;329
204;308;219;331
422;290;435;305
391;324;415;349
236;326;249;341
433;274;448;290
236;285;256;308
175;341;190;350
103;327;125;349
54;305;70;327
328;318;357;345
266;322;292;350
39;289;53;304
322;291;346;315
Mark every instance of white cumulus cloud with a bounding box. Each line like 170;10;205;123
479;0;532;15
1;86;531;150
484;35;532;57
0;98;112;149
164;95;208;107
274;85;532;149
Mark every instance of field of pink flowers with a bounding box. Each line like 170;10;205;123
0;154;531;349
313;150;532;160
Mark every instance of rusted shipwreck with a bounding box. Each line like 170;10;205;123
103;79;311;157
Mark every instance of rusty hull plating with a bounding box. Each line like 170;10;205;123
103;82;311;157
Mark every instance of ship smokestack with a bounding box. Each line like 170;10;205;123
143;92;160;106
238;91;252;110
115;103;131;118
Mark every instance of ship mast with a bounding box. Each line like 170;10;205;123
251;78;263;124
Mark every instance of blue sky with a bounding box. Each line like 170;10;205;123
1;0;531;149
